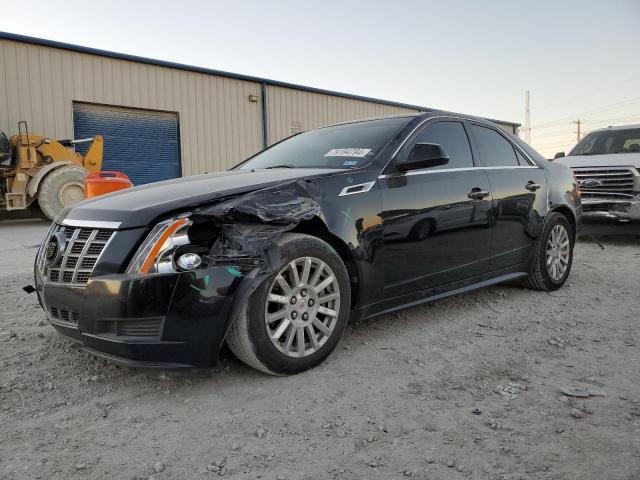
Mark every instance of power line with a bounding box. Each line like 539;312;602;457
532;134;572;142
530;110;640;149
534;73;640;113
531;96;640;129
533;116;640;141
533;139;575;148
583;116;640;123
531;125;574;136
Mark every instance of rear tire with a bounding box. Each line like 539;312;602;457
37;166;88;220
523;212;574;291
226;233;351;375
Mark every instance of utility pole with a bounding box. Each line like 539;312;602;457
524;90;531;144
573;119;582;142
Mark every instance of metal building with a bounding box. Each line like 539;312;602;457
0;32;519;185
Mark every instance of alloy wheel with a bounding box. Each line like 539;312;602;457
546;224;570;281
265;256;341;358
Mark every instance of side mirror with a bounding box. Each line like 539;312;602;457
398;143;450;172
554;151;565;159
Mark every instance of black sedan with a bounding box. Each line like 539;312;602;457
34;111;582;374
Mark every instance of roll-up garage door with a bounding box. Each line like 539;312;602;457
73;103;181;186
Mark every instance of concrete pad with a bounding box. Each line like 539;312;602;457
0;219;50;276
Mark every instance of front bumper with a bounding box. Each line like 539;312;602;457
35;266;248;368
581;195;640;222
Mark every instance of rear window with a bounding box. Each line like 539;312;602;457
471;125;519;167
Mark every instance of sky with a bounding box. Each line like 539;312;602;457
1;0;639;158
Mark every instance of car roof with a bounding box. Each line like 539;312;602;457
319;109;511;130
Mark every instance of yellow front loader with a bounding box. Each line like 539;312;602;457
0;121;103;219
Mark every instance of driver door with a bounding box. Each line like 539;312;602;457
379;120;493;300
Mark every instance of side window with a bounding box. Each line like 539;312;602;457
403;121;473;169
471;125;520;167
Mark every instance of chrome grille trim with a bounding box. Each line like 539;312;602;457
60;219;122;229
38;223;116;286
571;166;638;199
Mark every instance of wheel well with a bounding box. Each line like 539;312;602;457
291;217;360;307
552;206;577;236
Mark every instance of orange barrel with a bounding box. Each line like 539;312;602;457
84;171;133;198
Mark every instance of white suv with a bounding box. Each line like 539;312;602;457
555;125;640;222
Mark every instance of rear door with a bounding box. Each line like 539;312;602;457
379;120;493;299
468;123;548;270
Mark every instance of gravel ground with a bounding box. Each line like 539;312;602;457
1;223;639;480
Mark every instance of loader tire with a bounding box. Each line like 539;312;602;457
38;166;88;220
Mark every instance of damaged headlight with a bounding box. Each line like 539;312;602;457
126;216;192;274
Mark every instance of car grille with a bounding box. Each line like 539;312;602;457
49;306;80;325
37;224;115;286
571;167;638;199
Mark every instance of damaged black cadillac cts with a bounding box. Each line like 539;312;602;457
34;111;582;375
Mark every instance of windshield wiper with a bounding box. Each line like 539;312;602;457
265;164;297;169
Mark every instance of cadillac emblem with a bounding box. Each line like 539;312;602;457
45;231;67;267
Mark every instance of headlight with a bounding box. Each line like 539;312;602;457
126;216;191;274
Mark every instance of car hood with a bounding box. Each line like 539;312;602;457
556;152;640;169
61;168;346;229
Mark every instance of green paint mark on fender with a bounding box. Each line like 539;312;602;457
341;207;352;226
227;267;244;278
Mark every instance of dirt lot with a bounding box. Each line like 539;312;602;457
1;221;639;480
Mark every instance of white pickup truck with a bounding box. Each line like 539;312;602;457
555;124;640;222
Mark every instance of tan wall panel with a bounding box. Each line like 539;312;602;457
266;85;419;145
1;38;518;175
0;39;264;175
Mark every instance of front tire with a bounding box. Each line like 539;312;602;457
523;212;574;291
226;233;351;375
37;166;88;220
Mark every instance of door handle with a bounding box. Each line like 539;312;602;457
525;181;541;192
468;188;489;200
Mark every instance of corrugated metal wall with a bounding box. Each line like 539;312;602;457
0;38;264;175
266;85;418;145
0;37;518;177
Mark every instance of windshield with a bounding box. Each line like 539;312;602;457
236;117;411;170
569;128;640;156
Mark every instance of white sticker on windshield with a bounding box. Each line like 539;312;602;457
325;148;372;157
